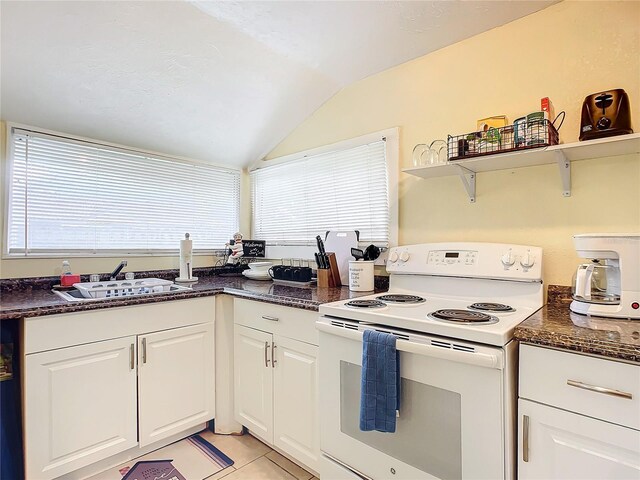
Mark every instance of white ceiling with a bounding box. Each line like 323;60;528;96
1;1;557;168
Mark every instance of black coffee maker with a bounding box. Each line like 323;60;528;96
579;89;633;141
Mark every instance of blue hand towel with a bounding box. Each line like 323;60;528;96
359;329;400;433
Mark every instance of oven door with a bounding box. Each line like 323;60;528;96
317;319;507;480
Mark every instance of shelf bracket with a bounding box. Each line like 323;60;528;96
455;165;476;203
555;151;571;197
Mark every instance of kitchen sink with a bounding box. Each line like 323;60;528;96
53;278;192;302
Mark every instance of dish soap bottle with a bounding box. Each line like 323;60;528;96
61;260;72;276
60;260;81;287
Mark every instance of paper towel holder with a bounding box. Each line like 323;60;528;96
176;232;199;284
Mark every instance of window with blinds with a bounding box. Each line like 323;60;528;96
251;140;390;246
6;127;241;255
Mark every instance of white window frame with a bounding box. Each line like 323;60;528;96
250;128;399;262
2;122;241;258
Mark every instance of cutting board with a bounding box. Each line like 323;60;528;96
324;230;358;286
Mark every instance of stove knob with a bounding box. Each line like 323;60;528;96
520;251;535;268
399;251;410;263
389;251;399;263
501;250;515;267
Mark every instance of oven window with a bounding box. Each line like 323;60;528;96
340;361;462;479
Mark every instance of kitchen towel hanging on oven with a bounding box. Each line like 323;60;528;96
359;329;401;433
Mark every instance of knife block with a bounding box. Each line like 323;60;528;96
317;253;342;288
317;268;333;288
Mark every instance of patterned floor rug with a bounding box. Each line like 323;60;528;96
88;432;234;480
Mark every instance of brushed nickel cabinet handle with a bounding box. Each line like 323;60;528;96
264;341;270;367
142;338;147;364
523;414;530;463
272;343;277;368
262;315;279;322
567;379;633;400
129;344;135;370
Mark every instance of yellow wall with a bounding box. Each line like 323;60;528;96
2;1;639;282
267;0;640;287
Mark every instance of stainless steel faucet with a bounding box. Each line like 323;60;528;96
109;260;128;280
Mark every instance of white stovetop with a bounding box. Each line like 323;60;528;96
320;242;545;346
319;292;540;347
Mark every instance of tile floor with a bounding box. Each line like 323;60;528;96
199;430;318;480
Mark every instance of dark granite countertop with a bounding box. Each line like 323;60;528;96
514;286;640;363
0;269;388;321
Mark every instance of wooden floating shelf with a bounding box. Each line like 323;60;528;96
403;133;640;202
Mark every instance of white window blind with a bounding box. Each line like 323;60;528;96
251;140;390;246
6;128;240;255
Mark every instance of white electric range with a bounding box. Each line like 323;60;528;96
317;242;543;480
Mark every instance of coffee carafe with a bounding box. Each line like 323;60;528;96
570;234;640;319
572;259;620;304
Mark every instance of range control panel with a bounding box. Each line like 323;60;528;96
387;242;543;282
427;250;477;266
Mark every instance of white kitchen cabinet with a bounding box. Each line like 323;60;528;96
518;399;640;480
518;344;640;480
234;324;274;442
233;298;320;473
273;336;319;471
25;336;138;480
138;323;215;447
23;297;216;480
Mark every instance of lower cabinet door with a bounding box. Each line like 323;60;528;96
25;336;138;480
519;399;640;480
273;335;320;472
138;323;215;447
234;325;274;443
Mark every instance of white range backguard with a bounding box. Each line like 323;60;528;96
386;242;542;282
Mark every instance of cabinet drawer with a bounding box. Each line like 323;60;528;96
519;344;640;430
234;299;319;345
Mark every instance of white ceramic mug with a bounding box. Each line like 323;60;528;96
348;260;374;292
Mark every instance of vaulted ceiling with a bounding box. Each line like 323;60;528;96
1;1;556;167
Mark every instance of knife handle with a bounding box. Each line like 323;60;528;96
316;235;326;255
316;251;328;269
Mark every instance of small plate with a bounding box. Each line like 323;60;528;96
242;271;271;281
248;261;273;270
246;270;271;276
243;270;270;276
272;278;317;288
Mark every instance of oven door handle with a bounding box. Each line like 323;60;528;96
317;322;502;369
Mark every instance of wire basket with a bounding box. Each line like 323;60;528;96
447;118;559;161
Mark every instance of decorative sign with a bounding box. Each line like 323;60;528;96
242;240;266;258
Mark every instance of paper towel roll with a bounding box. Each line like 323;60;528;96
180;233;193;280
